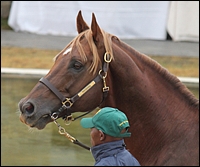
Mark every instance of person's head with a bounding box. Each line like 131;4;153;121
80;107;131;147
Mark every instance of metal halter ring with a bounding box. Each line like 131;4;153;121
51;112;59;120
104;52;112;63
99;69;107;78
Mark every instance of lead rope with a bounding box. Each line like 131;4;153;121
51;114;91;151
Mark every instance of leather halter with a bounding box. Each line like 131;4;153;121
39;52;112;121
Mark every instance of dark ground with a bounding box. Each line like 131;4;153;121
1;29;199;58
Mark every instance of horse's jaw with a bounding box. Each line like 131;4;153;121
19;111;53;130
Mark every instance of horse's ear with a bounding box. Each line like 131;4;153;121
91;12;102;43
76;10;89;34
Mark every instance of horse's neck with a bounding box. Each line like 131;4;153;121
104;38;199;165
105;38;198;129
107;39;198;112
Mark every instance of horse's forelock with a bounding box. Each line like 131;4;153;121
72;28;114;75
73;29;100;75
53;28;114;75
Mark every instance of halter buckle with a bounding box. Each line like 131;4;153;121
62;98;73;108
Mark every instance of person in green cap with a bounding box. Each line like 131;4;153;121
80;107;140;166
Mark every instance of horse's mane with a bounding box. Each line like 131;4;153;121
118;40;199;108
145;53;199;108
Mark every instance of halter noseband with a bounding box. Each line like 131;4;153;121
39;52;112;121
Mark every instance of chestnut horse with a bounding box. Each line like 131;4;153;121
18;11;199;166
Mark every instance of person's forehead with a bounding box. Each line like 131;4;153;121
91;127;98;132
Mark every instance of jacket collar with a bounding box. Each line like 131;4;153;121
91;139;126;162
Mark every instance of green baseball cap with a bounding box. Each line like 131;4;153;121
80;107;131;138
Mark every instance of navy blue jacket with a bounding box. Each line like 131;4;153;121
91;139;140;166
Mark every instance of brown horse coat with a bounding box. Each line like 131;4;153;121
18;11;199;166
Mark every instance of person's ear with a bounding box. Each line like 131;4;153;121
99;130;106;141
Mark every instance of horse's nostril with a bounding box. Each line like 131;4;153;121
23;102;34;114
26;104;34;113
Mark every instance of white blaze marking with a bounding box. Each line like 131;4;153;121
63;47;72;55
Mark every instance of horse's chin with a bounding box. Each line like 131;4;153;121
20;114;53;130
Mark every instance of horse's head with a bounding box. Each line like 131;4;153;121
18;11;113;129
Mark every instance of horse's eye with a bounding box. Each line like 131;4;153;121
73;61;83;70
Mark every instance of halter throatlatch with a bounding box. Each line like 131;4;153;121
39;52;112;151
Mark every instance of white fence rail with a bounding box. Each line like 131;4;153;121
1;67;199;88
